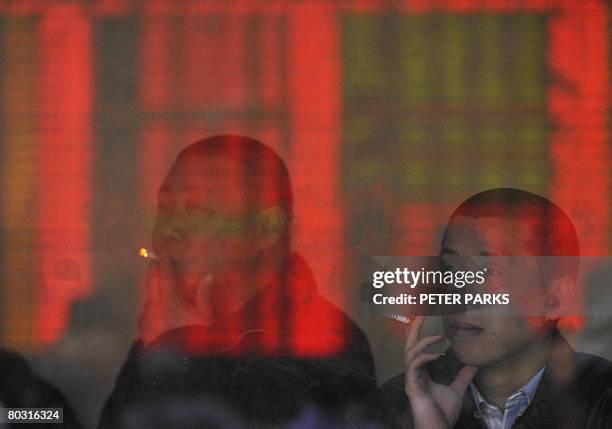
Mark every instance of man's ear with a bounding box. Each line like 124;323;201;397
544;276;576;321
254;206;289;251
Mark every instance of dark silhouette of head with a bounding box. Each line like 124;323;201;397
444;187;579;279
152;135;294;308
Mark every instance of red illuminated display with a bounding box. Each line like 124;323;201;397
0;0;607;347
37;4;93;344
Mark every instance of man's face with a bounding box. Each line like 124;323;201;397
152;154;258;287
441;215;550;367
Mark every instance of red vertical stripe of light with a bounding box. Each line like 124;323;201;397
548;0;608;331
548;0;609;257
287;2;345;356
38;3;93;344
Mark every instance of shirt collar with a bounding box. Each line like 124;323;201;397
470;366;545;414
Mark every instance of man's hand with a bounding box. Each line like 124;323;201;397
404;316;477;429
138;255;212;346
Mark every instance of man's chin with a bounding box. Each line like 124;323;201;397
451;342;498;367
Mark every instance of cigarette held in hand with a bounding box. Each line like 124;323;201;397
138;247;159;261
385;313;415;324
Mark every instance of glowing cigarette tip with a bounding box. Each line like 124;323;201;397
138;248;158;261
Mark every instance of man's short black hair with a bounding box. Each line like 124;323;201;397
445;188;580;279
176;135;293;220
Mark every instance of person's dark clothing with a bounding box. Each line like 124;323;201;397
0;348;82;428
349;331;612;428
99;254;376;428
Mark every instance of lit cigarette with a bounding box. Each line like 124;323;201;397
138;247;158;261
385;313;414;324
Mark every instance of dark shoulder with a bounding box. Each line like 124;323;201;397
0;348;30;370
0;349;82;428
571;351;612;397
574;351;612;377
0;348;33;389
346;372;409;427
545;350;612;428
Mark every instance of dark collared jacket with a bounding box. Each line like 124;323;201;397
351;332;612;429
98;254;377;428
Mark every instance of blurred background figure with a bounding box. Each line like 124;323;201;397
98;136;376;428
0;348;82;428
